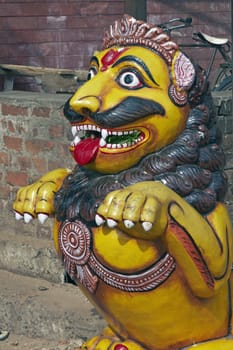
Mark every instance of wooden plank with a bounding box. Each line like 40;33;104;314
124;0;147;21
0;64;88;93
0;64;87;80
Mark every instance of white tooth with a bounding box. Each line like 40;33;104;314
129;130;134;134
112;144;117;148
38;213;49;224
122;143;127;147
117;144;122;148
96;127;101;132
118;131;123;136
80;125;84;130
123;131;129;135
112;131;117;135
101;129;108;139
99;138;107;147
71;126;77;137
88;124;92;130
107;144;111;148
74;135;81;145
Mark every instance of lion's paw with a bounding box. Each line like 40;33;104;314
13;168;71;223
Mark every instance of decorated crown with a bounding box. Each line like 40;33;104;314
102;14;179;65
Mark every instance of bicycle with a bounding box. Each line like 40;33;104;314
158;17;232;91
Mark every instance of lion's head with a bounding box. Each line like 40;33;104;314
55;15;227;224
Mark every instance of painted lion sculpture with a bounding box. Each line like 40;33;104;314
13;15;233;350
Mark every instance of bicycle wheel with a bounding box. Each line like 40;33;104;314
213;75;232;91
212;63;232;91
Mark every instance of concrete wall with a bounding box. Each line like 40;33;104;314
0;92;73;282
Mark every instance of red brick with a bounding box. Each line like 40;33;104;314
7;120;16;133
31;106;51;118
4;136;23;151
49;125;65;139
2;104;28;117
0;44;8;58
6;171;28;186
3;30;59;45
18;156;32;170
32;157;47;174
0;151;8;165
25;139;54;154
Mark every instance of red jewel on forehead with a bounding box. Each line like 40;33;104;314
100;48;128;72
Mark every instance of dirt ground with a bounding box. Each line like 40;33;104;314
0;269;105;350
0;333;83;350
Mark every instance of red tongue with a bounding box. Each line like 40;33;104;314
73;138;99;166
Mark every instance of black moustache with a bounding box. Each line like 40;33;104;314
64;96;165;127
92;97;165;128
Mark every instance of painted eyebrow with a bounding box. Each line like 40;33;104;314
89;56;99;67
112;55;159;86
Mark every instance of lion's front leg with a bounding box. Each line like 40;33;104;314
13;168;71;223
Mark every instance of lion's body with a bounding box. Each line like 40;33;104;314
53;182;233;349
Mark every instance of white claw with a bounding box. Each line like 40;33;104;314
24;213;33;223
124;220;135;228
38;213;49;224
14;211;23;221
142;221;153;232
107;218;118;228
95;214;105;226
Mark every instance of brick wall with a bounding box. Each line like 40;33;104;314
0;0;124;69
0;91;73;240
0;0;125;90
0;0;231;90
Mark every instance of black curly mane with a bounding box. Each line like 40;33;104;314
54;65;227;227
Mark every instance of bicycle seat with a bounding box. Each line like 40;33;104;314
195;32;229;46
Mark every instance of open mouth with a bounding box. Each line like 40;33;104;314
71;124;145;149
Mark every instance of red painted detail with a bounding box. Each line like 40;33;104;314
114;344;128;350
100;48;128;72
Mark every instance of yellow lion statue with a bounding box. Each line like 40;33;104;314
13;15;233;350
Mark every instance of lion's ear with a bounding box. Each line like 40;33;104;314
169;51;196;106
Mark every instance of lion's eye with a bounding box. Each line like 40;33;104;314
117;71;144;89
87;68;97;80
